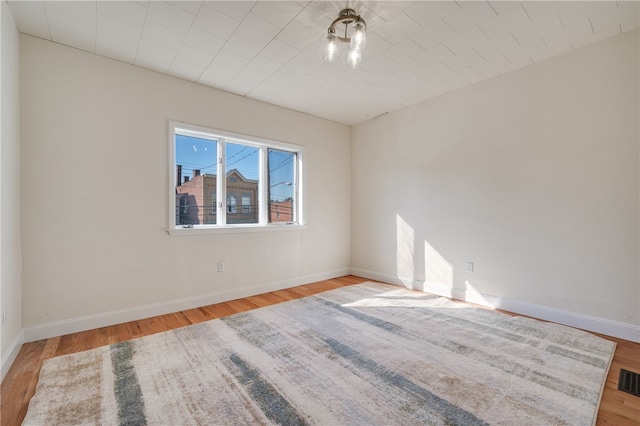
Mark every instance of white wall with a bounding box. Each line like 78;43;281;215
1;2;23;379
352;30;639;341
20;35;351;336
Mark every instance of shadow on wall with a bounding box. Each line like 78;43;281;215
395;214;492;308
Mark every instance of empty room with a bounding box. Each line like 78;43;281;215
1;1;639;424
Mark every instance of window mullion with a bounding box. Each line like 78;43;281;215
218;139;227;225
296;150;303;224
259;146;268;225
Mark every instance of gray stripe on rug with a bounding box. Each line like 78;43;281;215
546;345;609;369
324;337;491;426
315;298;404;334
111;340;147;426
225;352;309;426
531;370;597;401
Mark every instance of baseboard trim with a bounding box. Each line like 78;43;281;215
1;329;24;382
23;268;351;343
351;268;640;343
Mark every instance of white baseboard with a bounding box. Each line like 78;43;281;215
1;329;24;382
351;267;640;343
23;268;351;343
350;268;406;287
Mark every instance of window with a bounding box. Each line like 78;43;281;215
170;122;303;232
242;194;251;214
227;195;237;214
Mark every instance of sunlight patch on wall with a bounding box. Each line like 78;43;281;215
396;215;415;285
424;240;453;290
464;280;494;308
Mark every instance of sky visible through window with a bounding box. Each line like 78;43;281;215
175;135;294;201
175;135;217;178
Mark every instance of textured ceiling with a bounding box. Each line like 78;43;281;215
8;0;640;125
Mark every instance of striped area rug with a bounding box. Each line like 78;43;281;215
23;282;615;425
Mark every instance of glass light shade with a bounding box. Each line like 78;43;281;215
324;32;339;62
347;47;362;69
350;21;366;50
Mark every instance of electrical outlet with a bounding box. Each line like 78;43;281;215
218;261;225;272
465;262;474;273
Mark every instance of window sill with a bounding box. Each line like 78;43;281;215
166;223;307;236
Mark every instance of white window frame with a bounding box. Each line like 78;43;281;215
168;121;305;235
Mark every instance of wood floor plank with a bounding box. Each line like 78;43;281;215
113;322;134;342
262;291;292;304
225;298;261;313
201;302;239;318
282;286;314;298
277;288;307;300
41;336;61;361
124;320;145;340
85;326;112;350
136;316;167;337
159;312;191;331
1;341;46;426
181;307;211;324
1;276;638;426
244;294;275;308
56;332;87;356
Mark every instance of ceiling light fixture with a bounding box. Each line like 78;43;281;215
324;8;367;69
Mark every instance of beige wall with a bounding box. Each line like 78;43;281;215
1;2;22;376
20;35;351;329
352;30;639;331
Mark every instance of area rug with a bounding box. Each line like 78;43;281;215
23;282;615;425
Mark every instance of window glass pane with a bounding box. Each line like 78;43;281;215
227;194;237;214
268;149;295;223
226;142;259;224
242;194;251;214
175;134;217;226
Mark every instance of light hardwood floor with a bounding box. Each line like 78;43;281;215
2;276;638;425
